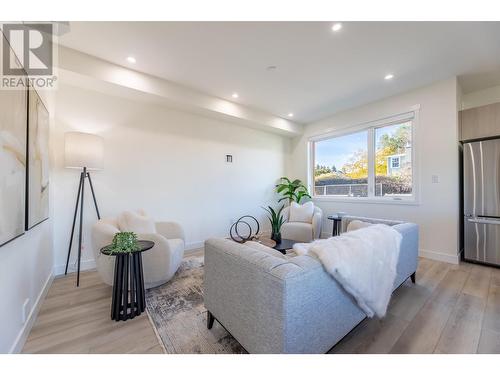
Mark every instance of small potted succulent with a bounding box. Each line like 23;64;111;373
262;205;285;244
105;232;140;254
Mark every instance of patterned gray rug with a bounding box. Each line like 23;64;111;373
145;254;247;354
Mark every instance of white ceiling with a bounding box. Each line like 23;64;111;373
59;22;500;123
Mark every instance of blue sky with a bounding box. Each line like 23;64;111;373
315;131;367;170
315;123;407;170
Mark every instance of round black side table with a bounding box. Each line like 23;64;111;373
327;215;343;237
100;240;154;321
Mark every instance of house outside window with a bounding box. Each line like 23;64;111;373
310;110;417;202
390;156;401;169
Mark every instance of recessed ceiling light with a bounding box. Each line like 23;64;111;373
288;113;294;118
384;74;394;80
331;23;343;32
232;93;239;98
126;56;136;64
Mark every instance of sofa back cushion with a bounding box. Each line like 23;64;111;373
289;201;314;223
346;220;373;232
118;210;156;234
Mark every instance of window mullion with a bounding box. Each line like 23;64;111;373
367;128;375;198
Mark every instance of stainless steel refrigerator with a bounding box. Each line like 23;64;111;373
463;138;500;266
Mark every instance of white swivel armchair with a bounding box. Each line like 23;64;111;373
91;211;185;289
281;202;323;243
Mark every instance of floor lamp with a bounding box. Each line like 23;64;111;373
64;131;104;287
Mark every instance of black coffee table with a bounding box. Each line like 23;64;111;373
101;240;154;321
273;239;297;254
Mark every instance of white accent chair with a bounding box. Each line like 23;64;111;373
281;204;323;243
91;213;185;289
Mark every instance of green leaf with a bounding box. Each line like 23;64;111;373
263;204;286;232
277;204;285;215
275;177;310;205
276;185;287;193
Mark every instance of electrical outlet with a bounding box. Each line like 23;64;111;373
22;299;30;323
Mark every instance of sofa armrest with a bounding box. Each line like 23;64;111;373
155;221;185;241
137;232;173;255
91;221;120;286
392;222;419;284
91;221;119;260
137;232;177;283
312;211;322;239
341;215;404;232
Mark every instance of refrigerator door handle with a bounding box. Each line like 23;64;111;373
467;218;500;225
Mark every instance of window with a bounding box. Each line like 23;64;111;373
390;156;400;169
313;131;369;197
375;122;412;197
311;112;415;202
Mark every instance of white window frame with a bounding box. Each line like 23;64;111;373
308;106;420;205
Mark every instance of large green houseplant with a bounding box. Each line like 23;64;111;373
276;177;311;204
262;205;285;244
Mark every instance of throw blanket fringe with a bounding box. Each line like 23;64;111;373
293;224;402;318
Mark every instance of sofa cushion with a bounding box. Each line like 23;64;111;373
346;220;373;232
118;210;156;233
289;201;314;223
244;241;287;259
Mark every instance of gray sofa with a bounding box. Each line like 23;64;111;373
204;215;419;354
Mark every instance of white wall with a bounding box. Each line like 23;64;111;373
0;88;55;353
461;84;500;110
289;78;460;263
0;222;53;353
52;83;289;274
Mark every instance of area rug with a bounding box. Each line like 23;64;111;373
145;254;246;353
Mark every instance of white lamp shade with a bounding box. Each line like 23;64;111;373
65;132;104;170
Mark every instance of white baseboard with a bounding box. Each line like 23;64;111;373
53;258;97;276
9;270;54;353
419;248;459;265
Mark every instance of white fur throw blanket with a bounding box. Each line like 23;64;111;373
293;224;402;318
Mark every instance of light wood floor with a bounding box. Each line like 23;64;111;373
22;270;164;354
23;256;500;354
331;258;500;354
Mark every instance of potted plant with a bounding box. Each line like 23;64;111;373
104;232;140;255
276;177;311;204
262;205;285;244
